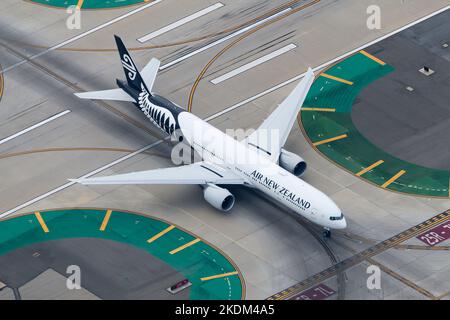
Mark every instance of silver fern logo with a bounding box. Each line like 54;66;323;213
121;54;137;81
138;85;176;134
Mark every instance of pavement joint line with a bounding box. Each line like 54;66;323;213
1;0;163;74
138;2;225;43
99;209;112;231
200;271;239;282
301;108;336;112
313;134;348;146
267;210;450;300
320;73;354;85
366;257;436;299
147;225;175;243
359;50;386;65
381;170;406;188
356;160;385;177
34;211;49;233
0;110;71;146
169;238;201;255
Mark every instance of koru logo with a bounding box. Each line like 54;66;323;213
122;54;137;81
66;5;81;30
366;5;381;30
66;265;81;290
366;265;381;290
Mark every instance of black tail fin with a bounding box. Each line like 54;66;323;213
114;35;147;92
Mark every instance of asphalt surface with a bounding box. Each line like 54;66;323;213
352;10;450;171
0;238;189;299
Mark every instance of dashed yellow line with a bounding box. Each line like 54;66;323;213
356;160;384;177
302;108;336;112
34;212;49;233
320;73;353;85
360;50;386;66
381;170;406;188
147;225;175;243
170;238;201;255
99;209;112;231
201;271;239;282
313;134;348;146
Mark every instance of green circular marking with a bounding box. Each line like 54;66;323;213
0;209;244;300
28;0;145;9
301;52;450;198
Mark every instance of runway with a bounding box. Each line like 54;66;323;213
0;0;449;300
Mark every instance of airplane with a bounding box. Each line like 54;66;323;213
71;35;347;238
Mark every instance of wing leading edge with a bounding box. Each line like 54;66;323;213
70;162;246;185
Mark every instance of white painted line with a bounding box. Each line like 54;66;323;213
0;140;164;219
138;2;224;43
205;4;450;121
2;0;163;74
211;43;297;84
1;5;449;219
0;110;71;146
159;8;292;70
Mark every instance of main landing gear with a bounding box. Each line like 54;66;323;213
323;228;331;239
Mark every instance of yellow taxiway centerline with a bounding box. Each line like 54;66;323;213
99;209;112;231
360;50;386;65
302;108;336;112
381;170;406;188
356;160;385;177
76;0;84;9
147;225;175;243
320;73;353;85
201;271;239;282
313;134;348;146
170;238;201;255
34;212;49;233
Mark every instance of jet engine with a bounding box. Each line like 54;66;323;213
278;149;307;177
203;184;235;212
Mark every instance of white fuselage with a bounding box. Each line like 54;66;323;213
178;112;346;230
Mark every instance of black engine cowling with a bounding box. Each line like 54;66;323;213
278;149;307;176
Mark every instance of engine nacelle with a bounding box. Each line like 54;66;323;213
278;149;307;177
203;184;235;212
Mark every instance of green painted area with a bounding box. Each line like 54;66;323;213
29;0;145;9
301;52;450;197
0;209;243;300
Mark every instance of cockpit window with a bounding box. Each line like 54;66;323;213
330;213;344;221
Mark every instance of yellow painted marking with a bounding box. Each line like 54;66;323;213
356;160;385;177
34;212;49;233
448;179;450;198
76;0;84;9
201;271;239;282
313;134;348;146
99;209;112;231
302;108;336;112
360;50;386;65
147;225;175;243
170;238;201;255
381;170;406;188
320;73;353;85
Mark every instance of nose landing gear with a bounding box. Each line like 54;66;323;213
323;228;331;239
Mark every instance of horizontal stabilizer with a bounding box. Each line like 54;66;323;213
74;88;136;102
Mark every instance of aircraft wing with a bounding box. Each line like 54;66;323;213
244;68;315;160
70;162;246;185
